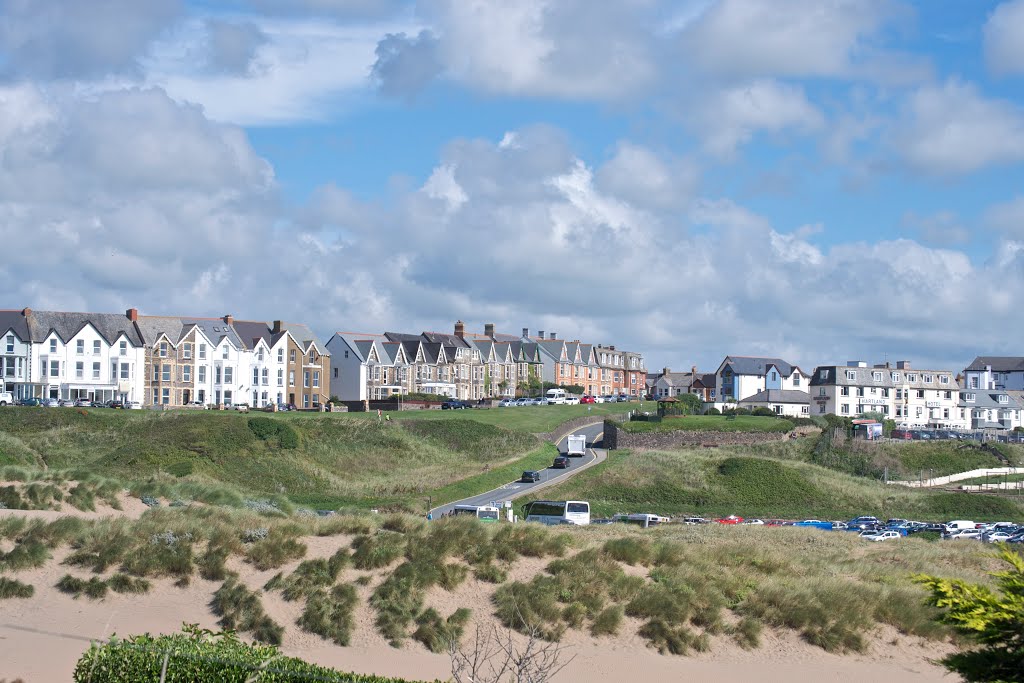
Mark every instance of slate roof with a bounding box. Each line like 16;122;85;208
657;372;695;389
720;355;797;377
698;373;717;387
30;310;144;346
889;368;959;391
232;320;273;350
182;318;243;349
960;391;1024;410
0;310;30;341
966;356;1024;373
279;323;327;355
422;331;469;347
810;366;896;388
740;389;811;404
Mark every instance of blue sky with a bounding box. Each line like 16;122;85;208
2;0;1024;373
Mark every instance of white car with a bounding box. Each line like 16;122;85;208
742;519;765;525
59;399;76;407
233;403;250;413
42;398;60;408
593;395;605;403
858;530;882;539
126;401;143;410
564;396;580;405
498;398;516;407
949;529;982;541
985;531;1016;543
868;530;901;542
0;391;13;406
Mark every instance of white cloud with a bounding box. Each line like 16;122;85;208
895;79;1024;175
688;79;824;159
902;210;970;246
203;19;268;75
985;196;1024;239
984;0;1024;76
595;142;698;211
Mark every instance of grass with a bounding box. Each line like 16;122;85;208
297;584;359;646
413;607;472;653
0;577;34;599
425;444;559;508
211;576;284;645
56;574;109;600
264;549;349;601
521;448;1024;521
619;415;794;434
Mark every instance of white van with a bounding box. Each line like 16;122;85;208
944;520;977;533
0;391;13;406
545;388;567;404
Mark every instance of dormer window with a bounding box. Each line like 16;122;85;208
872;372;882;382
939;375;949;384
891;372;900;382
907;373;917;382
999;394;1009;404
819;369;827;379
50;339;57;353
845;370;856;380
965;393;976;402
923;374;932;383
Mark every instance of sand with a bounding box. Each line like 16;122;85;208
0;520;962;683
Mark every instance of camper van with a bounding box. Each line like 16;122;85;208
545;388;567;404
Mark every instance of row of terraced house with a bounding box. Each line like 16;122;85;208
0;310;646;409
647;355;1024;432
0;308;329;410
325;321;647;403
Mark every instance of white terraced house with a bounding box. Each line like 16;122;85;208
958;364;1024;431
808;362;896;418
888;361;966;429
715;355;808;407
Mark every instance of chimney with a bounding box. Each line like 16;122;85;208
272;320;283;334
538;330;545;340
550;332;556;340
610;345;616;351
224;314;234;326
22;307;31;316
484;323;495;338
691;365;697;377
896;360;911;370
126;308;138;322
663;367;670;376
522;328;529;338
454;320;465;339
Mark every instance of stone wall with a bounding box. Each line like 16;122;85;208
604;421;797;450
539;416;607;444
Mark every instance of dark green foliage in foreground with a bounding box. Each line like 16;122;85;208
73;625;439;682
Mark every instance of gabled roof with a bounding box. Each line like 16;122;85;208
740;389;811;405
810;366;895;388
966;357;1024;373
0;310;30;342
422;331;469;348
182;318;243;349
30;310;144;346
232;320;274;350
718;355;799;377
134;316;188;346
961;391;1023;410
278;322;327;355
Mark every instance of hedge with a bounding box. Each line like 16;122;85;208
247;417;299;449
74;627;438;683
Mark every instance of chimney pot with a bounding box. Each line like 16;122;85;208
663;367;670;375
454;320;465;339
550;332;556;340
538;330;545;340
224;314;234;326
272;320;283;334
22;307;31;316
484;323;495;338
126;308;138;322
522;328;529;338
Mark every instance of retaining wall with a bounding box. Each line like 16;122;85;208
603;420;798;450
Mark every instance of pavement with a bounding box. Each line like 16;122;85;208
429;421;606;519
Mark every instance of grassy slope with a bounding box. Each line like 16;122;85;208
523;447;1024;521
0;409;546;510
620;415;794;433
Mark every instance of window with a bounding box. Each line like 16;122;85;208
161;388;170;405
856;387;864;397
999;394;1009;404
93;340;101;355
882;388;890;397
793;375;800;387
840;386;850;396
944;391;951;400
333;368;338;379
304;371;310;388
152;389;159;405
224;367;233;384
845;370;856;380
873;372;882;382
819;369;827;379
120;364;129;380
50;339;57;353
965;393;976;402
943;409;950;419
224;390;232;406
5;335;13;353
257;349;264;361
840;404;850;415
313;371;320;388
183;343;192;359
183;366;191;382
278;349;284;363
916;389;925;399
160;342;168;357
289;371;295;386
92;362;100;379
774;405;783;415
153;365;159;381
75;362;84;379
199;344;207;360
940;375;949;384
290;350;296;363
162;365;171;382
198;366;206;383
303;394;310;409
309;350;315;364
277;369;283;386
253;368;260;386
48;359;59;376
344;350;349;359
818;388;826;396
924;374;932;383
215;366;221;384
120;341;127;356
970;376;979;389
77;340;85;355
222;346;229;359
262;368;268;385
907;373;917;382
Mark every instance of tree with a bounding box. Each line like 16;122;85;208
676;393;703;415
563;385;584;395
449;619;575;683
914;546;1024;682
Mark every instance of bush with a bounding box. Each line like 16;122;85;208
267;550;349;602
56;574;109;600
73;626;434;682
637;619;707;655
491;525;570;561
590;605;623;636
297;584;358;646
247;417;299;449
246;531;307;571
704;407;721;415
602;537;652;566
412;607;471;653
211;577;284;645
107;573;151;594
0;577;34;599
351;532;406;570
473;563;507;584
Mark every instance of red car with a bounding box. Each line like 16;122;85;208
580;395;596;404
890;428;913;440
716;515;744;525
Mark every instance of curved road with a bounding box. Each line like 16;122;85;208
430;422;606;519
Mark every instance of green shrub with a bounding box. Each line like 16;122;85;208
246;532;307;571
107;573;151;594
65;523;133;572
297;584;359;646
732;616;762;649
590;605;623;636
247;417;299;449
493;577;565;641
57;574;109;600
473;563;507;584
269;550;349;602
73;626;435;682
0;538;49;571
370;571;424;646
637;619;703;655
211;577;284;645
491;525;570;561
0;577;34;599
412;607;471;653
602;537;652;565
351;532;406;570
121;533;194;580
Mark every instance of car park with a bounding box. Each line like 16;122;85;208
946;528;982;540
521;470;542;483
551;456;570;469
985;531;1017;543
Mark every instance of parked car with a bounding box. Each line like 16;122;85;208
580;395;596;404
716;515;744;524
0;391;13;406
535;397;550;405
233;403;250;412
19;398;41;407
564;396;580;405
59;399;76;407
126;401;142;410
603;395;617;403
42;398;59;408
592;395;605;403
520;470;542;483
847;516;881;530
551;456;570;469
498;398;516;407
947;528;982;541
681;517;708;525
441;400;470;410
514;397;530;407
109;400;124;409
742;519;766;525
868;530;902;542
985;531;1017;543
890;429;913;440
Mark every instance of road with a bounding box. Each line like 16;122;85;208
430;422;606;519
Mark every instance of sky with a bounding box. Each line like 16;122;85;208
1;0;1024;375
